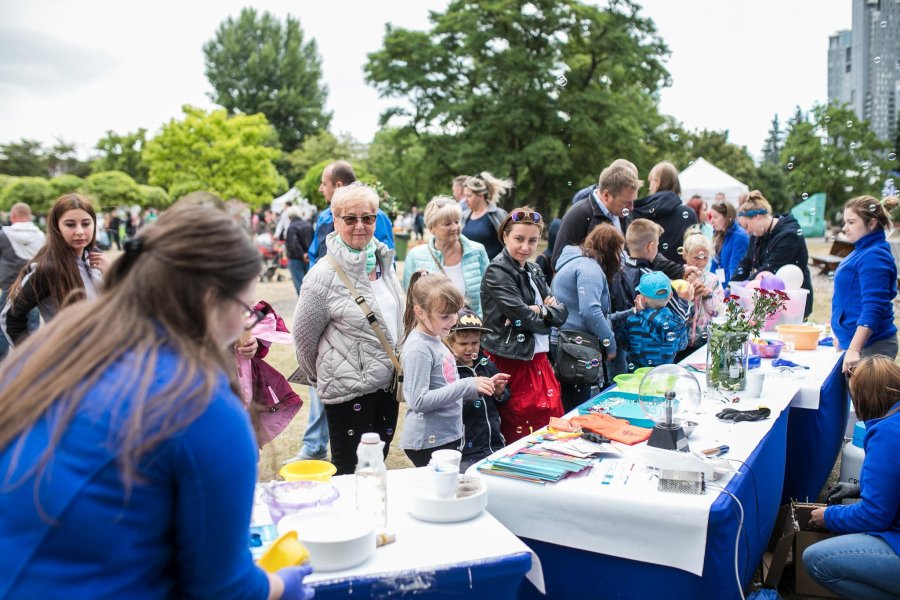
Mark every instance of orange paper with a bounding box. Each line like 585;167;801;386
570;413;652;445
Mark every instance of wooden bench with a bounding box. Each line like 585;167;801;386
809;240;854;274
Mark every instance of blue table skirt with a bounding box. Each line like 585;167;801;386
517;408;789;600
782;354;848;503
310;551;532;599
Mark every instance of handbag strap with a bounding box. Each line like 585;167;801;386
426;244;447;275
326;255;402;372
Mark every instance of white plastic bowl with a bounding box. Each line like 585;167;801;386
277;509;375;571
407;475;488;523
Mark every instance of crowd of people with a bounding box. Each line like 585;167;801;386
0;152;898;598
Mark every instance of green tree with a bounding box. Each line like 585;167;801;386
686;130;757;185
761;115;784;165
95;128;149;183
367;127;443;209
781;103;891;217
281;131;364;186
364;0;671;217
84;171;143;210
297;159;376;209
204;8;331;152
0;177;55;212
143;105;286;208
49;174;85;196
0;139;46;177
138;184;170;209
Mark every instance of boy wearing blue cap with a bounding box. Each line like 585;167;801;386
621;271;688;368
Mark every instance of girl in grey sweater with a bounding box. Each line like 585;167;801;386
399;272;506;467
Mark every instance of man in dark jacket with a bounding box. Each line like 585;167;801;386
446;309;510;472
629;190;698;265
552;159;642;268
284;208;313;295
0;202;44;359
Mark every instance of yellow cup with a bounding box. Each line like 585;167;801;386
257;531;310;573
279;460;337;482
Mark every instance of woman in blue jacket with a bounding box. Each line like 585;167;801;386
805;355;900;599
552;224;634;411
709;200;749;285
831;195;899;370
403;196;490;317
0;204;312;600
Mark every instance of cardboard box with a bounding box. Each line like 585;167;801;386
762;502;839;598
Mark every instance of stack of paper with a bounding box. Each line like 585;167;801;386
477;435;617;483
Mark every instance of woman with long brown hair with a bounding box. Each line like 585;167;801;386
1;194;107;346
708;200;749;285
0;203;312;599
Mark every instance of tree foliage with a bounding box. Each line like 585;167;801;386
297;159;377;210
49;174;85;196
367;127;444;208
94;128;149;183
143;105;286;208
138;184;170;209
0;177;56;212
0;139;47;177
84;171;143;210
281;131;365;187
780;103;891;217
687;130;757;185
364;0;671;217
204;8;331;153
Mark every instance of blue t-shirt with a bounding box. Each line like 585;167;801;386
0;348;268;600
462;214;503;260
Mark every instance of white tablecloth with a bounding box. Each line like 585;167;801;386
254;468;544;591
470;371;801;576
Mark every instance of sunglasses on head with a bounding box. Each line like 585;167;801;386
510;210;542;224
339;214;377;226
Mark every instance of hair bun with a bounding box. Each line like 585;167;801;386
882;196;899;212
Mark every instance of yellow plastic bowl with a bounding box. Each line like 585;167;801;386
776;324;820;351
257;531;310;573
279;460;337;482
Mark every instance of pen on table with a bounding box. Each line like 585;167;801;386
623;463;635;485
702;445;729;457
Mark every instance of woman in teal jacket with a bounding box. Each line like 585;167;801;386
403;197;490;317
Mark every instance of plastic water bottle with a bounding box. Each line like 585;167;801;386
355;432;387;530
839;421;866;487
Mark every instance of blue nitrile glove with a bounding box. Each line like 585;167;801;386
278;565;315;600
748;355;761;370
772;358;809;369
818;337;834;347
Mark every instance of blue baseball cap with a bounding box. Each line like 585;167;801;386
637;271;672;298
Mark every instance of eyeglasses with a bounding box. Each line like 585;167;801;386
338;214;377;226
510;210;542;224
233;298;265;331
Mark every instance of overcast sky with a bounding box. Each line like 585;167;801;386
0;0;850;161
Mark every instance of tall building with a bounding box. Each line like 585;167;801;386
827;0;900;141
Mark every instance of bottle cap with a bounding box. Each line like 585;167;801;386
361;432;381;444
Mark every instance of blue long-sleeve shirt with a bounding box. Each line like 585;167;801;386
831;230;898;350
825;402;900;555
710;221;749;284
308;207;395;266
0;349;268;600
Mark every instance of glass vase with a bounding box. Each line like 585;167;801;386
706;327;749;392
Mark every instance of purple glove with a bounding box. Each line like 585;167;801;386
278;565;314;600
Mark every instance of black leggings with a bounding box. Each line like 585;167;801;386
324;389;399;475
404;438;462;468
561;382;593;414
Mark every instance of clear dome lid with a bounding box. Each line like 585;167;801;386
638;364;702;426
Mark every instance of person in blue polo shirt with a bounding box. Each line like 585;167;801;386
831;195;899;372
620;271;688;368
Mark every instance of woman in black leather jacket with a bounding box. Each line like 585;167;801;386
481;208;568;443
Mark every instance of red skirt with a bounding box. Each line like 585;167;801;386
488;352;563;444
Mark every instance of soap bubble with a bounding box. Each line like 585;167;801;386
353;403;362;412
471;353;479;360
676;246;685;255
556;74;568;86
808;208;816;216
516;426;523;434
574;336;583;344
890;153;897;161
824;116;831;123
467;441;474;448
662;321;669;330
682;211;689;219
671;133;680;142
869;204;878;212
647;359;654;365
602;338;611;347
737;268;744;275
697;252;706;259
881;20;887;27
662;243;669;250
567;181;572;186
666;332;676;342
480;358;488;366
546;389;554;396
797;229;803;236
801;192;809;200
585;362;593;369
649;207;656;214
627;363;635;371
516;334;525;342
417;413;425;420
386;427;394;435
348;429;355;436
874;56;882;64
428;435;436;444
622;208;630;217
846;120;853;128
578;286;586;295
514;319;522;327
590;358;600;367
474;400;481;408
786;162;794;170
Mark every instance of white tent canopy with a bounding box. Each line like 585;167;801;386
270;187;315;219
679;157;749;207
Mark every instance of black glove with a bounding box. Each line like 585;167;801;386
826;482;861;505
715;407;771;422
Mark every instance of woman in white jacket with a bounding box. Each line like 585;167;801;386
293;184;405;474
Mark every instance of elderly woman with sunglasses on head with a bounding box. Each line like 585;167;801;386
461;172;511;260
293;184;404;475
403;196;490;317
480;207;568;443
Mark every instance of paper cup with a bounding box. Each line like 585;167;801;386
429;468;459;499
431;449;462;470
746;371;766;398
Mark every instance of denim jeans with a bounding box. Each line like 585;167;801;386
300;388;329;460
287;258;308;295
0;288;40;360
804;533;900;599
